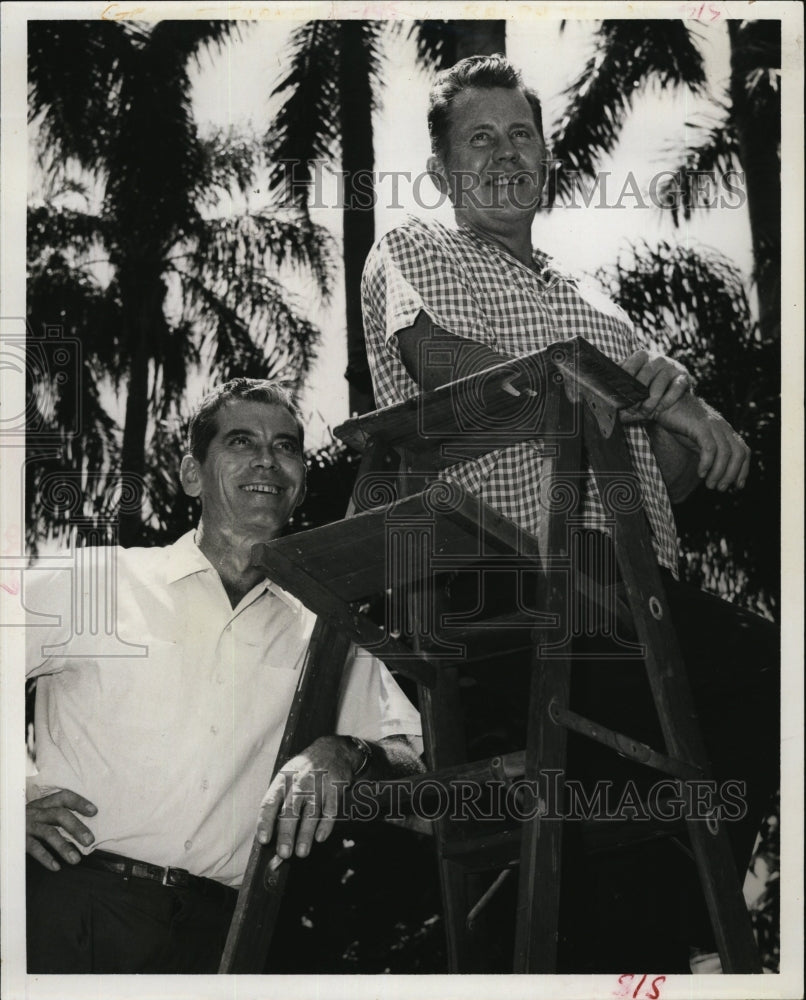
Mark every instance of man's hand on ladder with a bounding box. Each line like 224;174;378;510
256;735;366;866
619;350;694;421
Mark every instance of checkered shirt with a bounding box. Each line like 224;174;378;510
361;216;679;574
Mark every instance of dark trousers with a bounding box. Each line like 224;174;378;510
26;857;237;973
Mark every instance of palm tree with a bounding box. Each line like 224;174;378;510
266;20;383;417
28;20;334;547
594;239;779;617
267;19;506;417
408;19;505;65
548;18;781;343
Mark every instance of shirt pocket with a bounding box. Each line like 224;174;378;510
230;609;313;673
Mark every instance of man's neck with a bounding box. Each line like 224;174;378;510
194;521;270;609
456;214;534;268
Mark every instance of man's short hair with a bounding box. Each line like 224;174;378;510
188;379;305;462
427;54;545;160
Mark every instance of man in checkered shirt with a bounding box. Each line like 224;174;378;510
362;58;750;569
361;54;778;973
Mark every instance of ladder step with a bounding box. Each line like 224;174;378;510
467;869;514;929
549;701;702;780
424;610;544;661
441;819;687;873
252;488;540;606
343;750;527;809
334;338;648;460
443;829;522;870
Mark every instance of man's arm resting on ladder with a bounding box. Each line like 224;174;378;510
396;310;693;413
397;311;751;500
643;393;751;502
255;734;424;863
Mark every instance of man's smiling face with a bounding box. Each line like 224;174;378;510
181;399;306;542
432;86;547;230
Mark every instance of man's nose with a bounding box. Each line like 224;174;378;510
495;135;518;161
251;445;278;468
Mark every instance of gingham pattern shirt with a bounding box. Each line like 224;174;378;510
361;216;679;574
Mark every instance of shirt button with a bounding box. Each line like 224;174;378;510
225;624;232;633
184;840;192;851
216;675;224;685
201;779;209;790
210;725;218;735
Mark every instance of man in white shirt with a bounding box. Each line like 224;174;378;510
25;378;423;973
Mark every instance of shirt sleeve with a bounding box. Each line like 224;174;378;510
335;644;424;756
364;223;490;346
23;564;74;679
570;274;639;356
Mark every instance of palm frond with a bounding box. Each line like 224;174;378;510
266;20;342;205
549;20;707;204
175;265;320;391
595;240;778;613
150;319;201;417
655;115;740;223
182;210;335;301
27;242;123;371
27;203;108;264
103;40;206;251
25;259;122;553
729;19;782;125
149;18;242;67
351;20;388;112
27;20;128;177
138;417;199;544
196;126;261;206
405;20;459;73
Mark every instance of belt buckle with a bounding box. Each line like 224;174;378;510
162;865;190;887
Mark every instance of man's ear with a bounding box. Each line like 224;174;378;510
180;455;202;499
427;154;449;195
294;470;307;511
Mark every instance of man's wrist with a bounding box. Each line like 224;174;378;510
648;418;699;455
651;391;706;439
344;736;374;780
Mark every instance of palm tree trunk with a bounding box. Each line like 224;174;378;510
452;20;506;60
339;21;377;416
119;270;159;546
728;19;781;342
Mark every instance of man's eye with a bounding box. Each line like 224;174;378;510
276;440;299;454
513;129;533;140
231;436;251;447
471;131;490;144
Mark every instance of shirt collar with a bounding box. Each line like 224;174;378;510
165;530;304;615
165;530;215;584
454;220;560;285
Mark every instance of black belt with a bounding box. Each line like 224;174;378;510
80;850;236;905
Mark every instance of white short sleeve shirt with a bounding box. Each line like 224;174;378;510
25;532;423;887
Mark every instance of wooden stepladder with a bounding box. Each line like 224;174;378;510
219;337;762;974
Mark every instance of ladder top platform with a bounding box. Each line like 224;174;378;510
251;485;541;608
334;337;648;457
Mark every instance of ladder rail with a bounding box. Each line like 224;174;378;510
580;398;762;973
220;440;392;973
